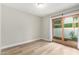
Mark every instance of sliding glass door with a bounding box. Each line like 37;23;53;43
64;16;78;41
52;14;79;48
53;18;62;40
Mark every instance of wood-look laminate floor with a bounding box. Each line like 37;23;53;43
53;39;77;48
1;39;79;55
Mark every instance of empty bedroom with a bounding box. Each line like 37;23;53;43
0;3;79;55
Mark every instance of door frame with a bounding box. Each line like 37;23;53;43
52;14;79;42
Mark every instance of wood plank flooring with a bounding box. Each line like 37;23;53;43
53;39;77;49
1;39;79;55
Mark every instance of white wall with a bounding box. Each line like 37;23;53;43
0;4;2;53
41;17;52;41
1;5;41;49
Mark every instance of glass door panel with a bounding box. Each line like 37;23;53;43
53;18;62;40
64;16;78;41
64;17;73;40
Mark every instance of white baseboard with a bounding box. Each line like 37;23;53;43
1;39;39;50
40;38;52;41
